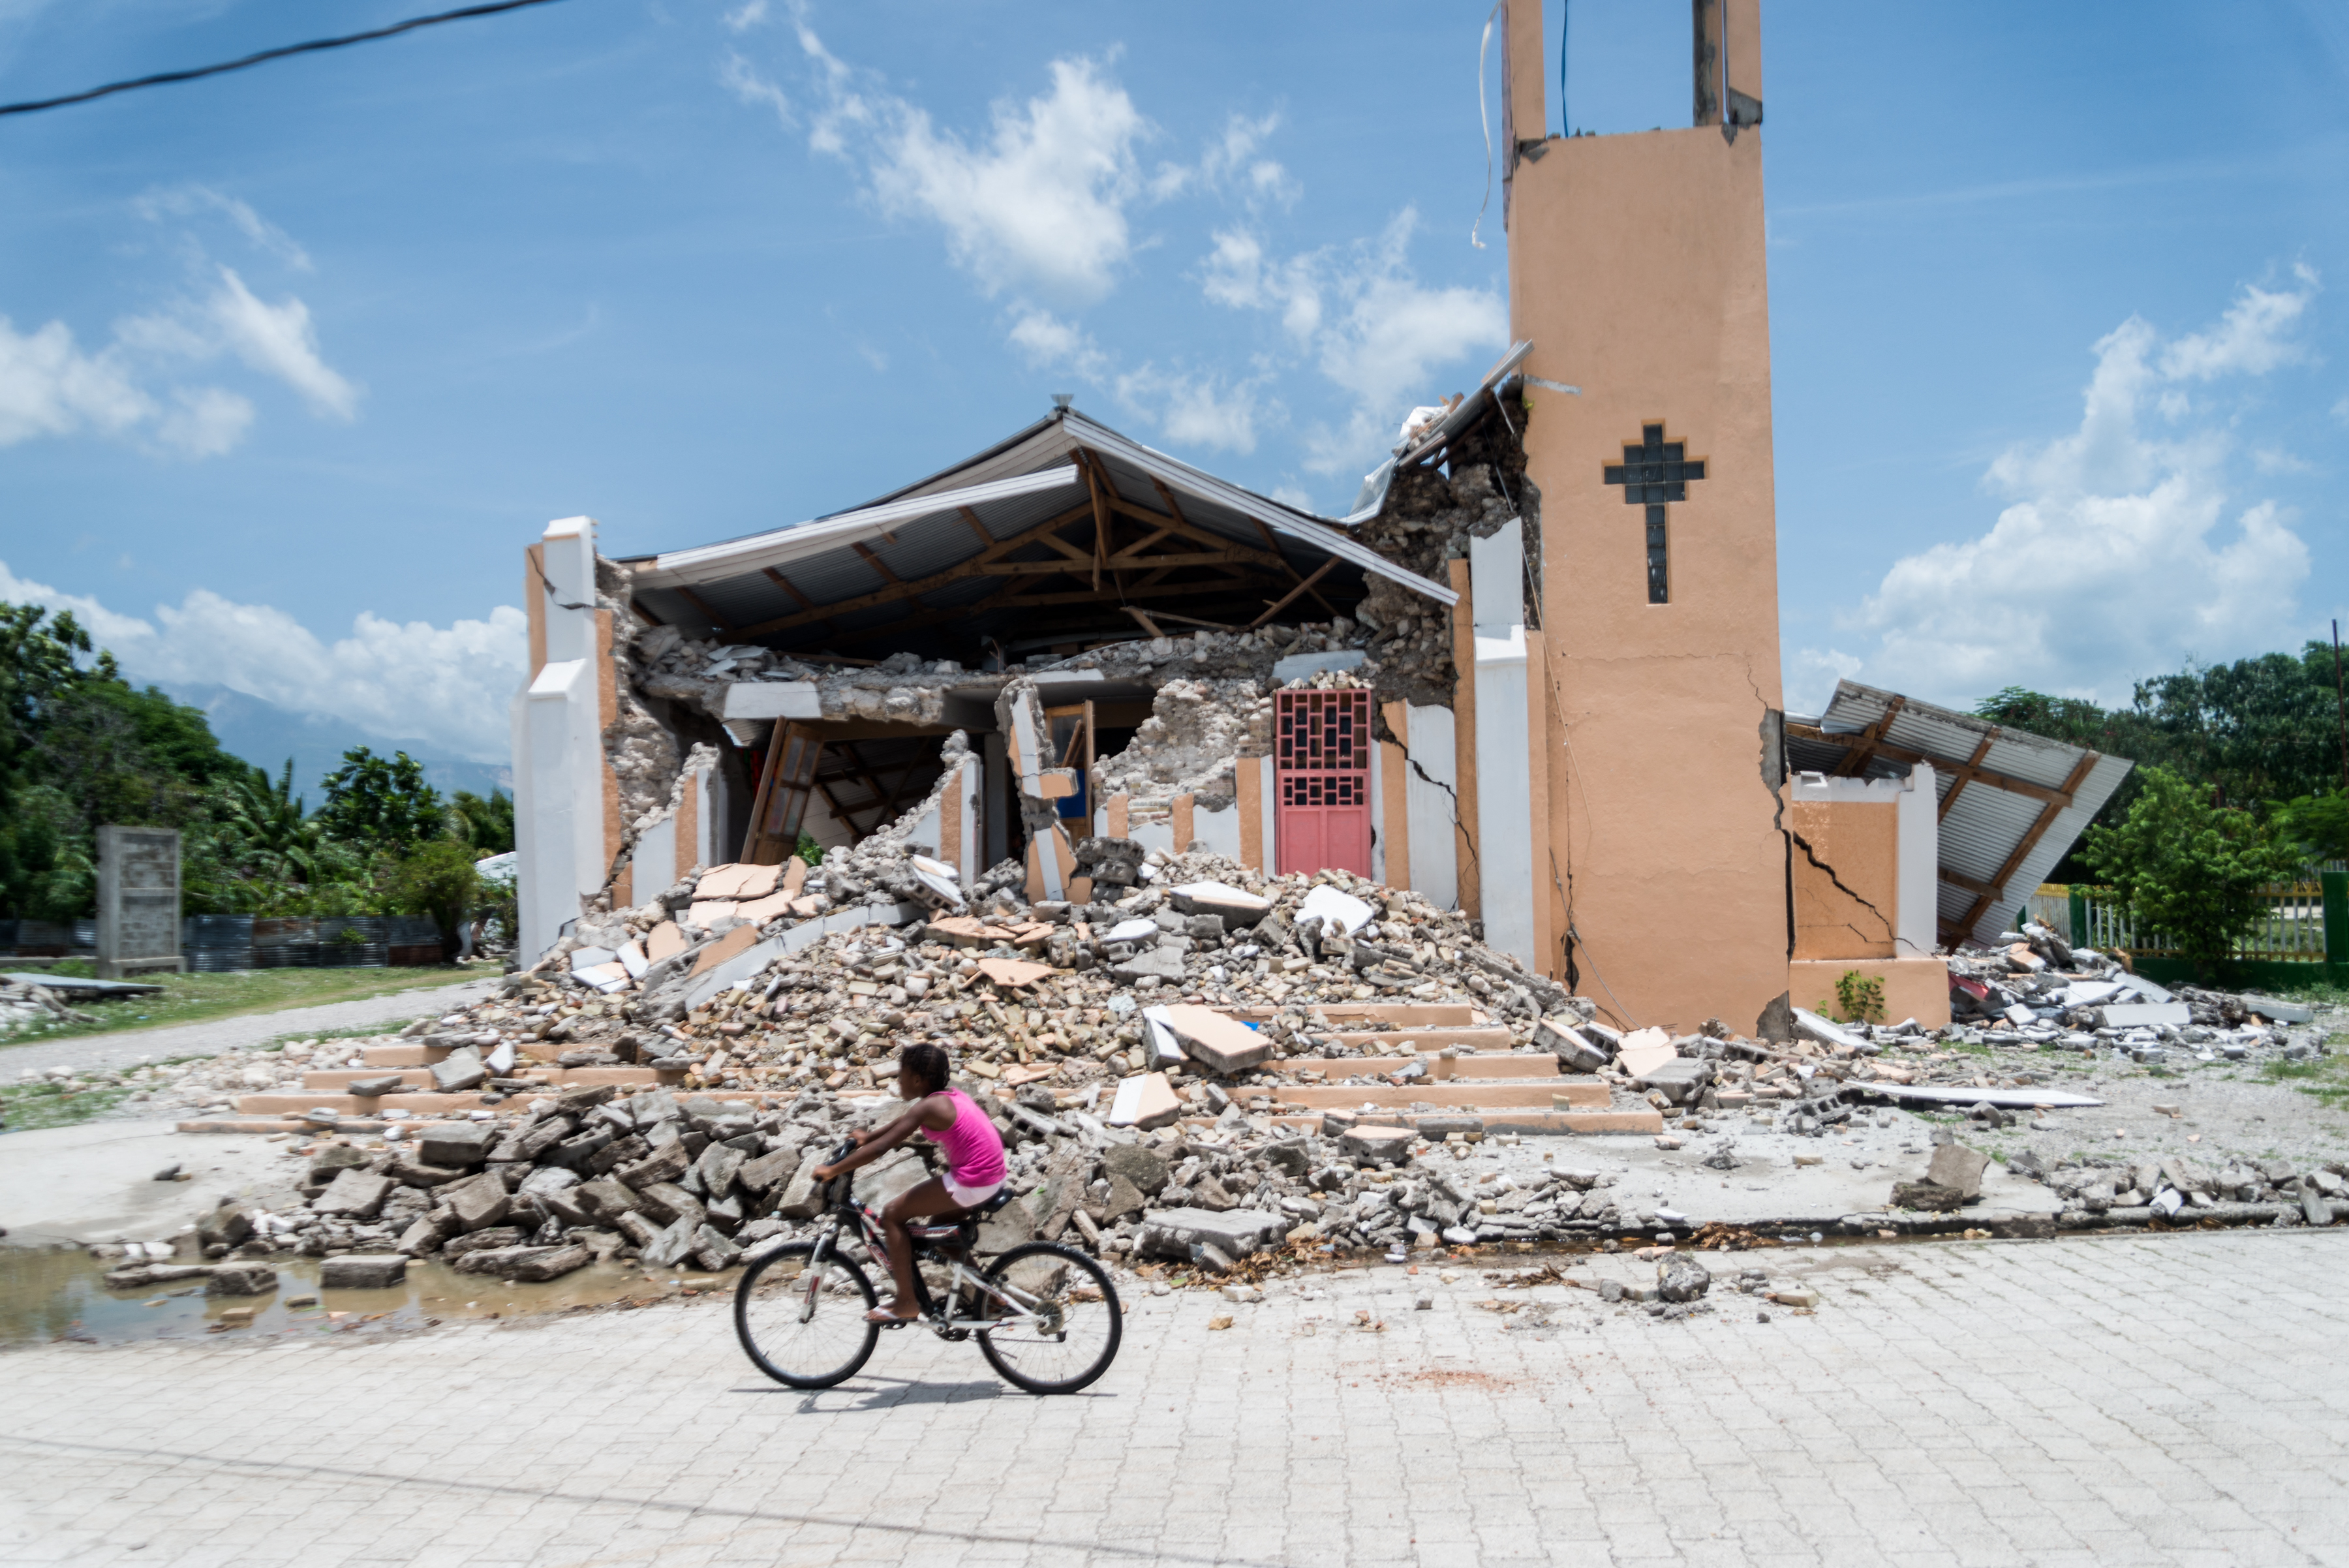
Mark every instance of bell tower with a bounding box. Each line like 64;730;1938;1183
1503;0;1790;1032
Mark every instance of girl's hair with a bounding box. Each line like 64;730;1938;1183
900;1042;951;1094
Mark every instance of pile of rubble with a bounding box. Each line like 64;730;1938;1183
0;976;92;1037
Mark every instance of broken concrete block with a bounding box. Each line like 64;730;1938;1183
346;1073;406;1098
204;1262;278;1297
1169;881;1271;927
1136;1207;1289;1262
313;1169;394;1221
197;1201;253;1251
1341;1124;1417;1165
1616;1027;1678;1079
852;1148;931;1208
1791;1007;1871;1054
2098;1002;2190;1029
454;1243;592;1282
1110;947;1186;984
1101;1142;1169;1197
320;1255;408;1290
429;1051;487;1094
444;1171;512;1232
1631;1057;1712;1105
1926;1143;1990;1199
1152;1004;1275;1075
1537;1019;1610;1073
1107;1071;1184;1130
694;1223;744;1270
418;1119;497;1168
1657;1255;1712;1302
636;1181;707;1231
737;1146;801;1196
773;1163;826;1220
615;1141;691;1192
641;1215;700;1270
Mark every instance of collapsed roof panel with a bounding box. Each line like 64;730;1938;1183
1785;680;2134;949
617;409;1456;662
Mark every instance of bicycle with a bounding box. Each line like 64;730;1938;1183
734;1140;1124;1395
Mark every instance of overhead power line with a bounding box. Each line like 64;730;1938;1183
0;0;570;119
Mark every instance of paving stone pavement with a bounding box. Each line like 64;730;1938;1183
1;1229;2345;1567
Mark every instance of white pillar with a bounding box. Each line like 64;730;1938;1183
1896;761;1939;957
1473;625;1535;967
1404;702;1460;911
516;657;605;961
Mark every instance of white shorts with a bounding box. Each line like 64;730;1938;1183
943;1173;1004;1209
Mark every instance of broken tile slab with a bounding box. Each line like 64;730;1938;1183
1136;1207;1290;1261
1295;884;1374;937
1103;917;1161;944
735;891;795;925
1616;1027;1678;1079
417;1119;497;1167
1631;1057;1712;1105
2098;1002;2191;1029
908;855;967;910
1153;1004;1274;1074
2057;981;2125;1009
643;921;687;962
567;947;618;973
1107;1071;1184;1130
975;957;1054;989
688;900;740;925
1858;1084;2102;1110
2238;994;2316;1024
428;1053;486;1094
1339;1124;1418;1163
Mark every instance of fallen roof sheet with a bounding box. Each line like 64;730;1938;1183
1785;681;2134;949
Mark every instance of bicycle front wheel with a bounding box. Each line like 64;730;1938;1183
976;1242;1123;1395
735;1240;880;1389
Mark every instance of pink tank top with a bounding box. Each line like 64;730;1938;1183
919;1088;1007;1188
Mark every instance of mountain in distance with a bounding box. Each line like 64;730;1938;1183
163;683;514;807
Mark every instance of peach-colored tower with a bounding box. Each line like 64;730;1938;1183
1503;0;1789;1032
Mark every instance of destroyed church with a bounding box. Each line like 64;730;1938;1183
511;0;2130;1041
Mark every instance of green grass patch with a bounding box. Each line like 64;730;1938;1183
0;1081;135;1131
2260;1053;2349;1111
0;962;499;1051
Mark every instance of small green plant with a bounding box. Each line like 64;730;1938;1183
795;832;825;867
1833;970;1886;1025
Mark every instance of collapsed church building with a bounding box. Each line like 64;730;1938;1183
510;0;2128;1044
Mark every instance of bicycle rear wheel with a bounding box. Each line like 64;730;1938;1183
735;1240;880;1389
976;1242;1122;1395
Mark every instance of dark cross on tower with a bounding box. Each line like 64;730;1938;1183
1602;423;1706;604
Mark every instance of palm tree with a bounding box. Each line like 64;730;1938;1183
219;761;326;882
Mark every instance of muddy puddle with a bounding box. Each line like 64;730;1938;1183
0;1246;735;1348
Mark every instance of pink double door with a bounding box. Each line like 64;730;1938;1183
1274;688;1372;878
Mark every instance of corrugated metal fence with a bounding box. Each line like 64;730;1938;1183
7;915;446;971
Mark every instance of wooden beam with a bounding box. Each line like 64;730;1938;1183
761;567;837;636
851;542;903;585
1099;493;1285;570
676;586;732;635
974;548;1265;577
957;505;995;547
1074;447;1111;591
1124;607;1166;638
1134;608;1238;632
1248;557;1340;628
1953;751;2101;936
1936;733;1997;822
1832;694;1907;777
730;499;1095;638
994;577;1274;611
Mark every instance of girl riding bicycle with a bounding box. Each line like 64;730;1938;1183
809;1041;1007;1325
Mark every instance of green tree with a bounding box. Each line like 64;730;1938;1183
2277;790;2349;867
2081;766;2307;980
383;838;482;951
445;788;515;855
316;748;445;854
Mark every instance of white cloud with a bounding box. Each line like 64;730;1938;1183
155;386;255;458
1150;114;1297;208
1199;210;1507;476
2158;264;2316;380
722;0;768;31
1007;307;1106;378
0;316;155;446
133;185;313;272
1819;276;2320;711
863;57;1146;304
0;560;525;763
117;266;360;422
720;48;794;128
1113;365;1265;454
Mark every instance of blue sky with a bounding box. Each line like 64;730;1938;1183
1;0;2344;786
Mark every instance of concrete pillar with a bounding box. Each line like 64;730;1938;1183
1896;762;1938;959
95;825;183;979
1475;624;1535;967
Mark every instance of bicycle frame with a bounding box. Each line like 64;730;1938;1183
750;1193;1064;1339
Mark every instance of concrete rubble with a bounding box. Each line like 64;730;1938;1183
115;825;2341;1302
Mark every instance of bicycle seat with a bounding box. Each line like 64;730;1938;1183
907;1189;1015;1243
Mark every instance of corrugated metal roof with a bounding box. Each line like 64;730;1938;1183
618;408;1456;651
1791;680;2135;948
1346;340;1534;520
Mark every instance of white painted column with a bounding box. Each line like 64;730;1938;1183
1404;703;1460;911
1468;517;1537;967
1368;738;1388;884
517;658;603;959
1896;761;1939;957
